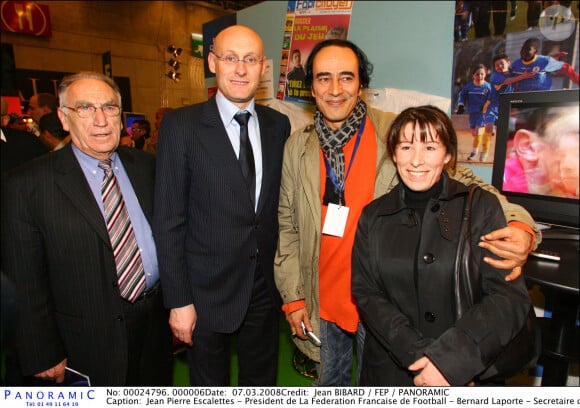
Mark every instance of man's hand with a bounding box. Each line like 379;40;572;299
286;308;311;341
169;304;197;346
34;358;67;383
408;356;450;386
479;226;532;281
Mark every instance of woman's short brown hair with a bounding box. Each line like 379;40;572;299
387;105;457;173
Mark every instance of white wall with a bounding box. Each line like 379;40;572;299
238;1;455;99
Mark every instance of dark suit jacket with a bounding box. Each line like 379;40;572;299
1;144;160;385
1;127;48;174
154;97;290;333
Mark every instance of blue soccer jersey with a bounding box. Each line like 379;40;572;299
511;55;564;91
457;81;491;114
488;70;513;119
458;81;491;129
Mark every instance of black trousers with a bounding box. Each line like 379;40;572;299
122;286;174;386
187;267;279;386
4;286;173;386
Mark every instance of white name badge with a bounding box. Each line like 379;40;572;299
322;203;350;237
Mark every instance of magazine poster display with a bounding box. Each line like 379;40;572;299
277;0;354;104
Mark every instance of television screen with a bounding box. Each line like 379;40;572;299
122;112;146;137
491;89;579;229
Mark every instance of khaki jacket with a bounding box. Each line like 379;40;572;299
274;107;540;362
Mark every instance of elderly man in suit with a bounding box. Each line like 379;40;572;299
154;25;291;386
1;72;173;386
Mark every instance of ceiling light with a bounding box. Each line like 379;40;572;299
168;59;180;70
166;71;181;82
167;45;182;57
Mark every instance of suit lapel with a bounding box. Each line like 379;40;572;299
198;98;255;209
255;106;275;215
54;145;111;246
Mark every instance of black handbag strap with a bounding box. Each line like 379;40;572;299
453;185;540;381
453;185;480;320
460;185;477;235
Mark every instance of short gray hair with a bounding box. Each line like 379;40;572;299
58;72;122;109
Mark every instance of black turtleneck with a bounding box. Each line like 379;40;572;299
402;176;444;221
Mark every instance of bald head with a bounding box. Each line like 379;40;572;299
208;25;266;109
212;25;264;57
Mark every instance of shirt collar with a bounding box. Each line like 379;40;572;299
215;90;256;127
71;143;119;170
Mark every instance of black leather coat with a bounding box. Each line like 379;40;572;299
352;174;531;385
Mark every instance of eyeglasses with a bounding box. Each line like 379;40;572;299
213;53;263;66
61;104;121;118
131;128;142;133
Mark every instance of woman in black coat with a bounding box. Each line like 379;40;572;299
351;105;532;386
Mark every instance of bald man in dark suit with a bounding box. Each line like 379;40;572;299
154;25;291;386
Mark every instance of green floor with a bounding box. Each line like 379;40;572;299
1;314;342;386
172;313;314;386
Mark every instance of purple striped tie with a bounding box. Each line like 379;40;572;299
98;159;146;303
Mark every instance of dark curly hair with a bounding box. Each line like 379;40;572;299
304;39;373;89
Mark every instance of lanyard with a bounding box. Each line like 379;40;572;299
322;116;366;205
